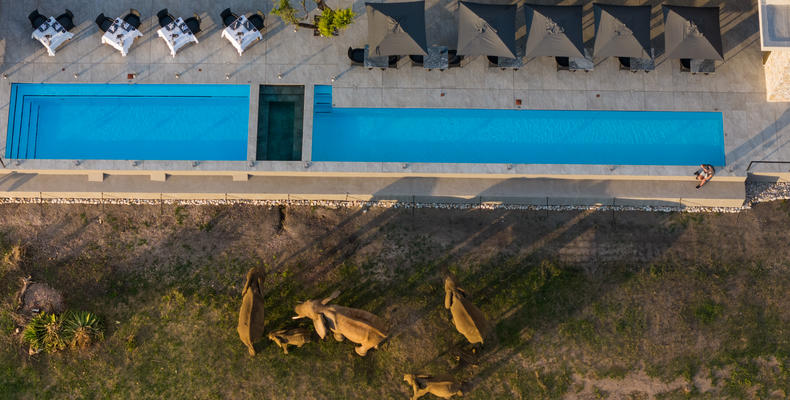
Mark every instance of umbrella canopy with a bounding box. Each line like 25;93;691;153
524;4;585;58
593;4;651;59
367;1;428;56
457;1;517;58
663;5;723;60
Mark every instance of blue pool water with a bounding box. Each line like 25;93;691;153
312;88;725;166
6;83;249;160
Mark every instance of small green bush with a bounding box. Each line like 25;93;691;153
272;0;300;26
63;311;103;349
22;312;65;353
317;8;356;37
22;311;103;353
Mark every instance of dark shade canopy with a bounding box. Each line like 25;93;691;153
457;1;517;58
593;4;651;59
367;1;427;56
524;4;584;58
663;5;723;61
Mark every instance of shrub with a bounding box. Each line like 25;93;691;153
22;312;65;353
22;311;103;353
317;7;356;37
272;0;301;26
62;311;103;349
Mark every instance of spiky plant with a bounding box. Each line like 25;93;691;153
63;311;103;349
22;312;65;353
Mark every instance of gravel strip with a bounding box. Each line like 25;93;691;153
0;181;785;213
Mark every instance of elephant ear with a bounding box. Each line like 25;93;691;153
444;288;453;309
241;270;253;297
313;314;328;339
322;290;340;305
253;274;265;298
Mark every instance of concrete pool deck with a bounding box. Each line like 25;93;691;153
0;0;785;206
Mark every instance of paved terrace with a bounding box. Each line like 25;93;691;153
0;0;784;205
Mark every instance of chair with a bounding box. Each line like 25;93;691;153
220;8;238;27
248;11;265;31
348;47;364;66
555;56;570;70
95;13;114;32
56;9;75;31
157;9;174;28
387;55;400;69
447;50;463;68
184;14;202;34
679;58;691;72
618;57;631;71
487;56;499;67
28;9;47;29
123;9;142;29
409;55;423;67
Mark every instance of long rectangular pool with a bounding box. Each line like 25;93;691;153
6;83;249;160
312;87;725;166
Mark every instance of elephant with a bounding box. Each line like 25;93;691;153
293;290;387;356
268;327;313;354
403;374;463;400
237;268;266;356
444;275;491;345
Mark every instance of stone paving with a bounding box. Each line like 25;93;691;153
0;0;788;183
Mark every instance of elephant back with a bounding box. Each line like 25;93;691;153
330;305;388;338
237;283;266;348
450;294;489;344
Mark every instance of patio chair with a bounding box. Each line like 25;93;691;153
447;50;463;68
387;55;400;69
184;14;202;34
123;9;142;29
248;11;265;31
409;55;423;67
679;58;691;72
157;8;175;28
95;13;114;32
555;56;570;71
28;9;47;29
618;57;631;71
348;47;364;66
221;8;239;27
55;9;75;31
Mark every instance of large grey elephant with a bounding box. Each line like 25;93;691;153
293;290;388;356
444;275;491;345
403;374;463;400
237;268;266;356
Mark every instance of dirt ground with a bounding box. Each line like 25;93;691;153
1;201;790;399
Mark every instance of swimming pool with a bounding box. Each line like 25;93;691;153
312;86;725;166
6;83;249;160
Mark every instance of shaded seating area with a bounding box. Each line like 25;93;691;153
457;1;518;68
364;1;426;69
592;4;653;72
663;5;723;74
525;4;590;71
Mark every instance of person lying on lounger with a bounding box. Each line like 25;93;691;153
694;164;715;189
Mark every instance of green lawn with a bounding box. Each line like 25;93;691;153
1;203;789;399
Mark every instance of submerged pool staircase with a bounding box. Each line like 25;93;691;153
314;85;333;114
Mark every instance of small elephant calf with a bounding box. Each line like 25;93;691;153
404;374;463;400
268;327;312;354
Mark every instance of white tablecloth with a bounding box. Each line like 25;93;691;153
157;17;199;57
31;17;74;56
101;17;143;56
221;15;262;56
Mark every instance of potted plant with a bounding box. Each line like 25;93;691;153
271;0;356;37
